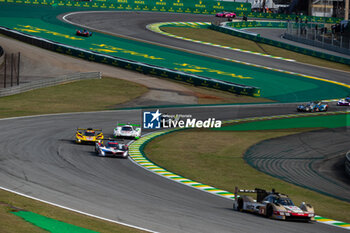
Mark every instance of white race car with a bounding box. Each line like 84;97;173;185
233;187;315;221
95;139;129;158
113;123;141;139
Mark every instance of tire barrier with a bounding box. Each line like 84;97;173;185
0;26;261;97
0;72;101;97
210;23;350;65
0;0;341;24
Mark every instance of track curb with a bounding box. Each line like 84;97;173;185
129;112;350;230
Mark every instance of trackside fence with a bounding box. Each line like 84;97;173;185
0;72;101;97
209;23;350;65
0;26;261;97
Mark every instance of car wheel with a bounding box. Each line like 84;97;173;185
237;198;244;211
266;205;273;218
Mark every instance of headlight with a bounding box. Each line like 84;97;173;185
100;150;105;156
308;214;314;217
123;151;128;157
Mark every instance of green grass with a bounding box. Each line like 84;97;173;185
0;190;146;233
0;77;148;118
161;27;350;73
144;129;350;223
0;76;149;232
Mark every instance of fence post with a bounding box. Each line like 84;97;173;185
3;54;6;88
17;52;20;86
10;53;14;87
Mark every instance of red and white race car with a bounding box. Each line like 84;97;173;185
76;29;92;37
233;187;315;221
215;12;236;18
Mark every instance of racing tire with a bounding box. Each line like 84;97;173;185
236;198;244;211
266;205;273;218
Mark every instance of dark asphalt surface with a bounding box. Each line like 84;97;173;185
245;127;350;202
0;107;348;233
1;10;349;233
62;11;350;85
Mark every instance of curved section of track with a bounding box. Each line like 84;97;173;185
0;106;347;233
62;11;350;85
245;127;350;202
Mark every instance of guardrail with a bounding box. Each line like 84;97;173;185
0;26;261;97
210;23;350;65
0;72;101;97
346;152;350;177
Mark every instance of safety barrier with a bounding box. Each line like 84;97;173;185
0;0;341;24
0;26;260;97
346;152;350;178
210;23;350;65
0;72;101;97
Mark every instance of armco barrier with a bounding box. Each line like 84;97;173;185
0;26;260;97
0;72;101;97
210;23;350;65
1;0;341;24
346;152;350;178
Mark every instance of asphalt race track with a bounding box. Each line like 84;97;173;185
62;11;350;84
245;127;350;202
1;8;350;233
0;107;348;233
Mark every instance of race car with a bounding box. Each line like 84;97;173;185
297;101;328;112
113;123;141;139
75;128;103;144
95;139;129;158
215;12;236;18
233;187;315;221
76;29;92;37
337;97;350;106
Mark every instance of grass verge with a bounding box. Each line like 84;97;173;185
0;190;146;233
144;129;350;223
0;77;148;118
0;76;149;232
161;27;350;73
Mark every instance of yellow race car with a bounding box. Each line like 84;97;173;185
75;128;103;144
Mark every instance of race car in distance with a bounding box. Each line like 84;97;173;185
75;128;103;144
337;97;350;106
233;187;315;221
95;139;129;158
297;101;328;112
215;12;236;18
113;123;141;139
76;29;92;37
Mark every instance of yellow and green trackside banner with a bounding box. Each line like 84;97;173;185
1;0;341;23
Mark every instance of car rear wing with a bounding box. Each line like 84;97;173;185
116;123;140;127
234;187;277;202
77;128;102;131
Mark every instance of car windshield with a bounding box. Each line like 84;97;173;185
121;126;132;131
84;131;95;136
106;143;126;150
274;198;294;206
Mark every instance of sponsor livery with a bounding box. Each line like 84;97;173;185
297;101;328;112
233;187;315;221
75;128;103;144
95;139;129;158
114;123;141;139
